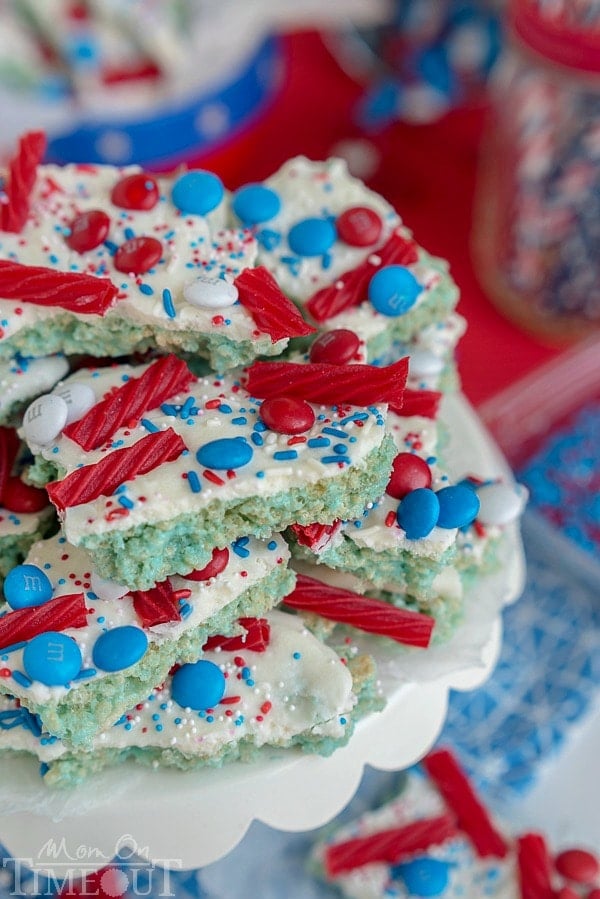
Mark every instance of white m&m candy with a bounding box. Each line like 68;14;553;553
183;276;238;309
477;482;528;527
52;382;96;425
22;393;69;446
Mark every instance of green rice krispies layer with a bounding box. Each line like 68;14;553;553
21;562;295;749
38;653;383;788
289;530;456;604
0;314;282;376
53;437;395;591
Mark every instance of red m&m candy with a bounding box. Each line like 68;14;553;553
336;206;383;247
1;476;48;513
111;173;160;211
386;453;432;499
65;209;110;254
184;547;230;581
555;849;600;886
309;329;361;364
260;397;315;435
114;236;162;275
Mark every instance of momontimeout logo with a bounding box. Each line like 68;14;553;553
2;836;183;897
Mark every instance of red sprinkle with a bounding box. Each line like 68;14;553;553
325;813;458;876
114;236;162;275
385;510;397;528
110;173;160;211
336;206;383;248
47;428;186;512
260;701;272;714
555;849;600;886
234;266;315;343
0;592;88;651
309;329;361;365
283;574;434;648
423;749;510;859
184;547;230;581
259;396;316;435
65;209;111;254
63;354;194;450
386;453;432;500
0;260;119;315
244;358;408;408
203;470;225;486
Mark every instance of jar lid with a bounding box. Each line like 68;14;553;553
509;0;600;74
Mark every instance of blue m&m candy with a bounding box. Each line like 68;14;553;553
232;184;281;225
4;564;53;610
23;632;82;686
397;487;440;539
171;659;226;710
391;857;451;897
288;217;336;257
436;484;481;529
171;171;224;216
197;437;253;470
368;265;421;316
92;626;148;672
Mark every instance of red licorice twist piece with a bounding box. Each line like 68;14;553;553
283;574;434;647
0;592;88;651
422;749;510;859
0;427;21;503
289;521;342;552
325;813;458;876
244;357;408;408
517;834;555;899
0;261;119;315
63;354;195;450
390;389;442;420
47;428;186;512
1;131;47;233
235;266;315;342
131;580;183;628
203;618;271;653
306;229;419;322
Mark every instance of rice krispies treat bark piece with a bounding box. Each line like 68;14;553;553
231;157;460;356
0;353;68;426
23;354;401;590
0;134;313;372
0;531;294;747
0;610;383;787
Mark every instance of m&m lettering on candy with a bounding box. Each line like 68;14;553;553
397;487;440;539
65;210;111;254
386;453;432;500
183;276;238;309
436;484;480;529
259;397;315;435
111;173;160;211
369;265;421;316
171;659;226;710
52;382;96;425
4;564;53;610
232;184;281;225
22;393;69;446
22;632;82;686
92;625;148;672
184;547;230;581
288;217;336;257
336;206;383;247
114;236;162;276
197;437;253;470
309;329;360;364
171;171;224;216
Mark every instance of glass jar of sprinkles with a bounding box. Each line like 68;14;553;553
474;0;600;343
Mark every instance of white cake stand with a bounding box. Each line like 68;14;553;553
0;395;525;871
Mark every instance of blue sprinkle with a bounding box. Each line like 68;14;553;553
0;642;26;655
246;679;254;687
219;404;232;414
11;671;32;688
124;227;135;240
252;432;264;446
267;540;277;550
73;668;96;680
161;403;179;417
322;427;348;439
242;666;251;679
293;652;301;660
333;444;347;454
152;713;160;721
253;421;267;432
180;397;196;419
124;722;132;730
232;538;250;558
339;412;369;424
354;520;362;528
321;455;350;464
187;471;201;493
118;495;134;509
231;416;247;425
162;288;176;319
256;229;281;250
139;283;153;296
141;418;159;433
256;470;265;478
40;763;49;777
307;437;330;448
273;450;298;461
104;240;118;255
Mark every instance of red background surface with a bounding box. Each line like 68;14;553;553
195;31;566;408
